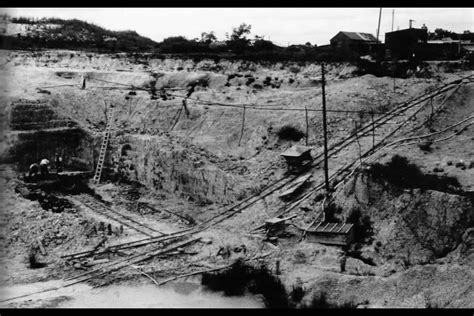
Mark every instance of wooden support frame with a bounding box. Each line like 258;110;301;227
335;224;346;233
321;222;331;232
238;105;246;147
327;223;338;232
343;225;353;234
305;106;309;146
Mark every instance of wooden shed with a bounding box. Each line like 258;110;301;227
305;222;354;246
281;145;313;173
330;31;377;57
385;28;428;60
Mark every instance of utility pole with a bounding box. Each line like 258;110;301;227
376;8;382;43
391;9;394;32
321;63;330;193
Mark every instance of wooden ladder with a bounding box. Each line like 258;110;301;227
93;106;116;185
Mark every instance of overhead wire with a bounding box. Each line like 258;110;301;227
76;76;408;116
40;73;473;118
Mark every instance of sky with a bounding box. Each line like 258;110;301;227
2;8;473;46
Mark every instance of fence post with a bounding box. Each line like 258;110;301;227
371;112;375;149
321;63;330;193
238;106;246;147
305;106;309;145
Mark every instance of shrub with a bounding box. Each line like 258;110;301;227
201;260;292;308
324;202;343;223
252;265;290;308
276;125;305;141
303;292;358;309
306;292;330;308
368;154;461;194
202;260;251;296
289;66;300;74
290;284;305;303
346;208;374;244
28;248;46;269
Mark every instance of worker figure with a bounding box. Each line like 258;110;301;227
217;244;232;259
39;158;50;178
29;163;40;179
340;252;347;273
55;155;63;173
182;81;197;118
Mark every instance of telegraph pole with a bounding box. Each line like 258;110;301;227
391;9;395;32
321;63;330;193
376;8;382;43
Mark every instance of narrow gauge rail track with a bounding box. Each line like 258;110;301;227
61;74;473;260
61;228;193;260
268;76;474;221
6;74;470;305
0;236;202;304
71;194;165;238
197;74;474;229
62;236;201;284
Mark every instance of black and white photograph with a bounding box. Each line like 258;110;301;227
0;6;473;309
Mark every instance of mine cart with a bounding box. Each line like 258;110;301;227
281;145;313;174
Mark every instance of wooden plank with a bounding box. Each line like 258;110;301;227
265;214;297;226
280;214;298;222
318;222;331;232
343;224;353;234
330;223;342;233
265;218;285;225
327;223;339;233
84;258;110;267
312;221;323;231
278;174;311;198
335;224;346;233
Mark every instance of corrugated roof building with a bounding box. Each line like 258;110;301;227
330;31;378;57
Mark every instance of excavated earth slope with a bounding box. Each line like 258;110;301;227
0;49;473;308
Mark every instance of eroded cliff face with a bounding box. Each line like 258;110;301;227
2;99;96;171
337;168;474;266
301;263;474;308
111;134;247;205
2;98;249;205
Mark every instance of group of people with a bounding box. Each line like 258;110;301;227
28;155;63;179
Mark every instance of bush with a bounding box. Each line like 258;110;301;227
276;125;305;141
201;260;292;308
368;154;461;194
289;66;300;74
346;208;373;244
28;248;46;269
306;292;330;308
157;36;206;54
245;77;255;85
201;260;250;296
303;292;357;309
253;39;275;52
324;202;343;223
290;284;305;303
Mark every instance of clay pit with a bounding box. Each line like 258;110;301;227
0;49;473;308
